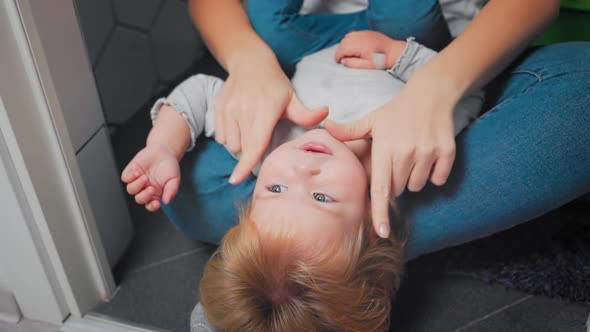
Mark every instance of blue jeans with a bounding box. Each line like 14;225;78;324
162;1;590;260
245;0;452;71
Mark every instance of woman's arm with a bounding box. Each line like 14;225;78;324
326;0;559;238
188;0;278;72
418;0;560;101
187;0;328;184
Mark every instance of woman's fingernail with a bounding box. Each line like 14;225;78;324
379;224;390;238
228;176;236;184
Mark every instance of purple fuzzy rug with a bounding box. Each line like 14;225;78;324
417;198;590;302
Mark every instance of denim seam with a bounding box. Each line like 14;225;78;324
512;69;544;82
478;72;542;120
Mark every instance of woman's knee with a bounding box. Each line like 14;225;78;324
246;0;305;67
517;42;590;79
367;0;451;50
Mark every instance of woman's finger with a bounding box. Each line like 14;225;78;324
127;175;148;195
324;116;372;142
370;142;393;238
407;150;436;192
392;148;415;197
430;146;456;186
284;94;329;127
214;107;226;145
229;128;271;184
215;112;226;145
224;118;242;154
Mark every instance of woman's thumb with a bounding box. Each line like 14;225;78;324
324;117;372;142
285;93;329;127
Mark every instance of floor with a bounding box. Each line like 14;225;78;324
0;320;59;332
84;110;590;332
91;201;590;332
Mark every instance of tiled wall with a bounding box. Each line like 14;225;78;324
74;0;206;127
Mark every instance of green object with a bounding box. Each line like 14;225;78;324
561;0;590;11
534;8;590;45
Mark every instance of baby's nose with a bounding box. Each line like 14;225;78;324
294;160;320;176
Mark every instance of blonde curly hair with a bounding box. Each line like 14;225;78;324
200;205;406;332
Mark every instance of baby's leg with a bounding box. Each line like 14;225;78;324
366;0;452;51
245;0;369;71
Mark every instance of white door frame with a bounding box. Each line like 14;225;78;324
0;0;117;323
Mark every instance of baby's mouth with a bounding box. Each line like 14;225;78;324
299;142;333;155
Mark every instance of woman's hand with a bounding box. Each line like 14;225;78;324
216;52;329;184
325;71;457;238
335;31;407;70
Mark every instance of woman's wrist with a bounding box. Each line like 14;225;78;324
398;66;463;117
226;46;279;74
411;64;466;107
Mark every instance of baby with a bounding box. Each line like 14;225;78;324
122;31;483;331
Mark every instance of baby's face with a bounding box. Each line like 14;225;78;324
250;129;368;247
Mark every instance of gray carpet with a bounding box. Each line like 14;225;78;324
421;198;590;302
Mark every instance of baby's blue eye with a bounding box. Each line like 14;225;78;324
313;193;333;203
268;184;287;193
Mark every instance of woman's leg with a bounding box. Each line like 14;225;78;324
367;0;452;50
161;139;256;244
400;42;590;260
246;0;452;69
245;0;369;70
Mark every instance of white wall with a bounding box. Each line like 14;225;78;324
0;278;21;324
0;0;115;323
0;111;66;323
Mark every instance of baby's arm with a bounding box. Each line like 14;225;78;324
151;74;224;149
121;107;188;212
335;31;439;83
121;74;224;211
335;31;407;70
